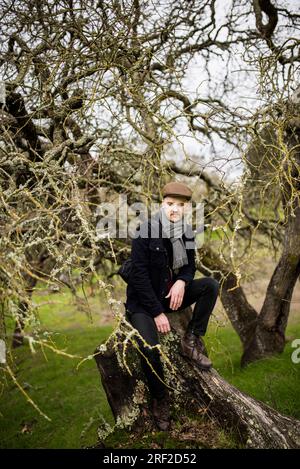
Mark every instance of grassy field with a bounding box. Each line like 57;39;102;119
0;284;299;449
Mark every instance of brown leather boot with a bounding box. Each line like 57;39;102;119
151;394;171;431
197;336;208;357
181;331;212;370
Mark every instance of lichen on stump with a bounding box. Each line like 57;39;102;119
94;306;300;448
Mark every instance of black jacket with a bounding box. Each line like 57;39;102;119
125;212;196;318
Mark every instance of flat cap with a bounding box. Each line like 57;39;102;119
162;181;192;200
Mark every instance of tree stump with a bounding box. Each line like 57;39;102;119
94;307;300;448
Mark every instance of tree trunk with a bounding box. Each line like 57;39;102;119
198;216;300;367
242;114;300;365
242;255;300;366
198;246;258;351
194;100;300;367
94;307;300;449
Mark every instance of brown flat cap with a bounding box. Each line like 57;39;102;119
162;181;192;200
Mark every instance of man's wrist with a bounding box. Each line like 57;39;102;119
176;279;186;286
154;311;165;318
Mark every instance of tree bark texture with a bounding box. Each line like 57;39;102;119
94;307;300;448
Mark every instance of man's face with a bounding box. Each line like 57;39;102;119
161;196;190;223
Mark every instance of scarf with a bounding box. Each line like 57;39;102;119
158;206;189;274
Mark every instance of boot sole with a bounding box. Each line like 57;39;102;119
179;351;212;371
190;361;212;371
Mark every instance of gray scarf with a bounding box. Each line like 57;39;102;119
158;206;188;274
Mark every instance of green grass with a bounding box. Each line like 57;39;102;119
0;325;114;448
207;321;300;419
0;286;299;448
0;285;116;449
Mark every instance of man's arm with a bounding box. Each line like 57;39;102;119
130;234;165;318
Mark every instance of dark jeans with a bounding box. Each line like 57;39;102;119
126;277;219;399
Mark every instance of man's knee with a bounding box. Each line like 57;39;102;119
129;313;159;347
195;277;219;296
207;277;219;297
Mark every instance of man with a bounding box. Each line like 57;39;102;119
125;182;219;431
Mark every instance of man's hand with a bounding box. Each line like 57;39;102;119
154;312;171;334
165;279;186;310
